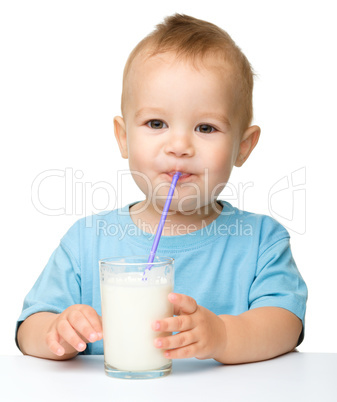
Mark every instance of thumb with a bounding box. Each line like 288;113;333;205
169;293;198;315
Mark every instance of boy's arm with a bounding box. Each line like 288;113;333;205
17;305;103;360
217;307;302;364
153;293;302;364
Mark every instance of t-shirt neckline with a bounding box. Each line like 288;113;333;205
116;200;234;253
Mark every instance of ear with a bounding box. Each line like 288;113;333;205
234;125;261;167
114;116;128;159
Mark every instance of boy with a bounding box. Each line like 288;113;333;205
16;14;307;364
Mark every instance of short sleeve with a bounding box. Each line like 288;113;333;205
249;237;308;345
15;241;81;349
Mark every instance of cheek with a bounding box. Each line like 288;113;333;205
205;147;234;174
203;147;235;194
127;138;147;169
128;151;142;171
126;138;159;194
128;137;163;176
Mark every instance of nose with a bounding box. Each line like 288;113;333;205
164;130;195;158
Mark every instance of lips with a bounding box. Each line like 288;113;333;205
167;171;191;178
165;171;193;182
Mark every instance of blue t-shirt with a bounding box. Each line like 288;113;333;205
16;201;308;354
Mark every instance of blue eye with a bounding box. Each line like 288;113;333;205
196;124;215;134
147;120;167;129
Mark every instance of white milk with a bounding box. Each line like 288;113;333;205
101;272;173;371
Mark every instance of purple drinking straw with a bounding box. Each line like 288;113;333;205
144;172;181;275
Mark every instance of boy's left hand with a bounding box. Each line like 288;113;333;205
152;293;226;360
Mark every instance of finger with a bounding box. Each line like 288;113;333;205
164;343;199;360
57;319;87;352
68;309;100;343
168;293;198;315
46;330;65;356
152;314;194;332
154;331;196;350
81;307;103;338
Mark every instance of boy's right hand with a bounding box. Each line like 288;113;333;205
46;304;103;357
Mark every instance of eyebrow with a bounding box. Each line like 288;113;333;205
134;108;166;120
200;112;231;127
134;108;231;127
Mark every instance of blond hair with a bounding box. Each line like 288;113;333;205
121;14;254;130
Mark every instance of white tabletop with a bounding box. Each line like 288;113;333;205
1;353;336;402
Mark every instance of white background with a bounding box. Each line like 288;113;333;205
1;0;336;355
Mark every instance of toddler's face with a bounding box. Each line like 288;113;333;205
115;52;256;212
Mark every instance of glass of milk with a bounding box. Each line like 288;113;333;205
99;256;174;379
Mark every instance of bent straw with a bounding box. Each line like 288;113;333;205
145;172;181;272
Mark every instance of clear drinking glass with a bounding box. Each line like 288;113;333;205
99;256;174;379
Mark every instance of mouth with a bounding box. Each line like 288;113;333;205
166;171;193;182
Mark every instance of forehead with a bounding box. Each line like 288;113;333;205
128;50;234;84
123;52;237;124
124;51;239;112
